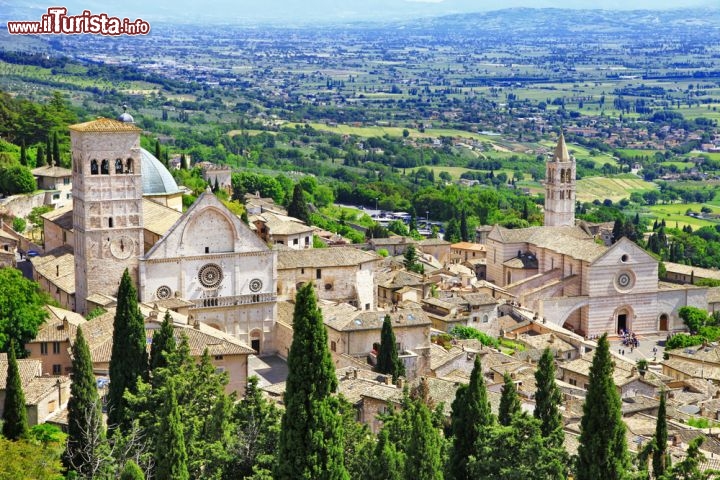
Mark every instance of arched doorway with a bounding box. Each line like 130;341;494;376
250;329;263;355
659;313;669;331
614;306;634;334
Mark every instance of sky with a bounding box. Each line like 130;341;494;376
5;0;716;24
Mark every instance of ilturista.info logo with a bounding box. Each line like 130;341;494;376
7;7;150;36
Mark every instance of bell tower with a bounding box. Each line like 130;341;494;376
544;133;576;227
71;115;144;314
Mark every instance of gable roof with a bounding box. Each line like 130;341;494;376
488;225;606;262
277;247;379;270
69;117;141;133
590;236;657;268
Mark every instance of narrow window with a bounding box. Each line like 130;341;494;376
126;158;133;173
115;158;123;174
205;247;210;254
52;341;60;354
90;159;99;175
316;268;322;279
41;342;48;355
52;364;61;375
101;159;109;175
108;217;114;228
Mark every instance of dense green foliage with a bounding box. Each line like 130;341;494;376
377;314;405;381
498;372;521;426
288;183;311;224
119;461;145;480
534;348;565;448
154;380;189;480
275;283;348;480
449;325;499;348
653;391;669;478
576;334;630;480
149;311;176;371
2;341;29;440
0;268;49;357
107;269;149;432
0;436;64;479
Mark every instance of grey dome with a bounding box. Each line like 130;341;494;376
140;148;180;195
117;112;134;123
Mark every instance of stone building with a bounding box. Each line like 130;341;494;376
543;133;576;227
32;165;73;208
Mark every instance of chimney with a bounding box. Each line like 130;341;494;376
396;377;404;389
384;375;392;385
62;316;69;331
353;368;358;379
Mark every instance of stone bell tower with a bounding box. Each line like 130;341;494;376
71;114;144;314
544;133;576;227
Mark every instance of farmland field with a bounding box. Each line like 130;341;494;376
576;176;656;202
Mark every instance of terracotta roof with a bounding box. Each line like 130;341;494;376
369;236;417;246
322;304;431;332
489;225;606;262
665;261;720;281
32;165;73;178
277;247;379;269
142;198;183;236
0;359;42;390
24;376;70;405
451;242;486;251
69;117;141;133
419;238;451;247
252;211;313;236
553;133;572;162
31;305;86;343
31;246;75;294
376;269;426;289
41;205;73;231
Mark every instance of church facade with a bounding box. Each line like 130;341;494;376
485;134;707;336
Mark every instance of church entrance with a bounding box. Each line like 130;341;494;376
250;329;262;355
659;314;669;331
617;314;628;334
251;339;260;352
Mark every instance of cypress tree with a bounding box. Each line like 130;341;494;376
576;333;630;480
275;283;349;480
287;183;310;225
534;347;565;448
108;269;149;432
180;153;187;170
377;314;405;382
45;136;52;167
120;460;145;480
372;428;404;480
499;372;521;426
155;140;161;164
20;142;27;166
652;390;669;478
213;177;220;193
405;400;444;480
150;311;176;371
36;144;46;167
2;340;29;440
155;380;189;480
459;208;469;242
52;132;60;166
448;355;493;480
64;327;106;475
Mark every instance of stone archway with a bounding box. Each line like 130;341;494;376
659;313;669;331
613;305;635;334
249;328;263;355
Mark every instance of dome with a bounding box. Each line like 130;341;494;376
117;112;134;123
140;148;180;195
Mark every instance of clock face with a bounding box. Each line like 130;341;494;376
109;235;135;259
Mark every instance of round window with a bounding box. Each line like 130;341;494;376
198;263;223;288
249;278;263;292
156;285;172;299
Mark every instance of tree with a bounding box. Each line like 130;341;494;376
180;153;188;170
576;333;630;480
0;268;49;357
52;131;60;166
36;144;46;167
228;375;281;478
287;183;310;224
11;217;26;233
64;327;107;478
499;372;521;426
679;306;709;334
653;390;669;478
448;355;494;480
372;428;404;480
120;460;145;480
0;437;64;479
275;283;349;480
445;218;461;243
405;399;444;480
659;436;719;480
19;142;27;166
0;165;36;195
108;269;149;433
377;314;405;381
149;311;176;371
45;136;52;167
459;209;470;242
403;244;423;273
154;380;189;480
2;340;29;440
534;348;565;448
155;140;162;165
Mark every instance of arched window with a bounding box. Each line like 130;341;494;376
560;169;565;183
100;159;109;175
560;191;564;200
115;158;123;174
108;217;114;228
125;158;133;173
90;159;99;175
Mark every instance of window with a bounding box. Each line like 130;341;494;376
330;341;336;352
52;193;60;200
52;342;60;354
293;238;299;245
108;217;114;228
568;378;577;386
214;355;224;360
301;268;305;274
305;236;310;245
90;159;99;175
215;367;225;374
316;268;322;279
205;247;210;254
126;158;133;173
483;315;489;323
41;342;48;355
115;158;123;174
100;159;109;175
365;303;371;310
52;364;61;375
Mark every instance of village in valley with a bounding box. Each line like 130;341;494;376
2;3;720;479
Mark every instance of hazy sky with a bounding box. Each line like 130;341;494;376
12;0;717;24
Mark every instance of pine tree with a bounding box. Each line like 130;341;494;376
653;390;669;478
150;311;176;371
448;355;493;480
64;327;106;476
275;283;349;480
372;428;404;480
405;399;444;480
120;460;145;480
377;314;405;381
2;340;29;440
155;380;189;480
108;269;149;432
52;132;60;166
499;372;521;426
36;144;46;167
576;334;630;480
534;347;565;448
287;183;310;225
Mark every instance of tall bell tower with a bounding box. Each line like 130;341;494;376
71;115;144;314
544;132;576;227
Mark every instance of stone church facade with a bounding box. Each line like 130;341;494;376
485;134;707;336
